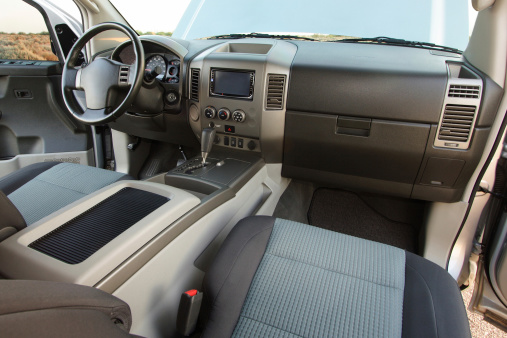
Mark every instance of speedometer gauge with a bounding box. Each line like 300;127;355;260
145;55;167;80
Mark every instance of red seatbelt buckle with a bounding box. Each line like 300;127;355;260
176;289;203;336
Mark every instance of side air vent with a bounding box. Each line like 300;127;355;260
448;85;480;98
266;74;286;110
438;104;476;142
190;68;200;101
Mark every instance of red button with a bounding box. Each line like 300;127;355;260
185;289;198;297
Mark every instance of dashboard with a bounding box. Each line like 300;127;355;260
107;35;503;203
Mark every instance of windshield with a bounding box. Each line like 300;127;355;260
110;0;478;51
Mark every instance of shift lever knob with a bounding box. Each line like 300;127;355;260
201;127;216;165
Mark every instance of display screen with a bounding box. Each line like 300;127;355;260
212;70;252;98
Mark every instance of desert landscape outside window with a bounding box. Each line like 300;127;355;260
0;1;59;61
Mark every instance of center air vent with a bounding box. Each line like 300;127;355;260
448;85;480;98
266;74;286;110
190;68;200;101
438;104;476;142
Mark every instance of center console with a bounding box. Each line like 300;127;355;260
0;181;201;284
188;39;297;163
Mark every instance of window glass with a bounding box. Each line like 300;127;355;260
110;0;479;51
0;1;57;61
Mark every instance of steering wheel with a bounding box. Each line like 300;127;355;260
62;22;145;125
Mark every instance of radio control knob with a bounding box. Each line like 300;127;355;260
204;106;216;119
218;108;231;121
232;110;246;123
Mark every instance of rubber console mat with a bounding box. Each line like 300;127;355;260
29;188;169;264
307;189;424;253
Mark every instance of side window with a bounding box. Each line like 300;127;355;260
0;1;58;61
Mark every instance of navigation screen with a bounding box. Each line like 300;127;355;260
212;70;252;97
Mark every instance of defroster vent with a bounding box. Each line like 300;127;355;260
190;68;200;101
266;74;286;110
448;85;480;99
438;104;477;142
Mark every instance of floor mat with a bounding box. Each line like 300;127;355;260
307;189;425;253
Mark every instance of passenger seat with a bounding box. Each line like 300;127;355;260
199;216;471;337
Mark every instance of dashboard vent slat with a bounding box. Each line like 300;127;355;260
266;74;286;110
190;68;200;102
448;85;480;98
438;104;477;142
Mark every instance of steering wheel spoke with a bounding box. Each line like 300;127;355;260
61;23;144;125
63;67;83;90
82;108;109;122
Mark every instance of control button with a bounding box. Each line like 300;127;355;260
247;140;256;150
224;136;230;146
231;137;237;147
189;105;199;122
232;110;246;123
218;108;231;120
204;106;216;119
224;125;235;133
238;138;244;148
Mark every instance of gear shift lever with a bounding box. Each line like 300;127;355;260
201;127;216;165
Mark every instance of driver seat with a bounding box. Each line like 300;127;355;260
0;162;131;240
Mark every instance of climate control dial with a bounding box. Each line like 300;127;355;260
218;108;231;121
204;106;216;119
232;110;246;123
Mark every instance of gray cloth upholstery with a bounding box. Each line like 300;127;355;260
6;162;128;225
0;191;26;241
0;162;60;196
201;216;471;338
234;218;405;337
0;279;132;336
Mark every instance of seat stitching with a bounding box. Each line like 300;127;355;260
264;252;404;290
406;263;439;337
237;314;304;337
31;177;109;195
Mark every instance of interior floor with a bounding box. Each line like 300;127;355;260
274;181;425;253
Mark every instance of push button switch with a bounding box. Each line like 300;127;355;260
231;137;237;147
224;125;235;134
238;138;244;148
224;136;230;146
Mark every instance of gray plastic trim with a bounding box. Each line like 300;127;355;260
0;150;94;179
433;63;483;150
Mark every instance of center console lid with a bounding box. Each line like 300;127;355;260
0;181;200;285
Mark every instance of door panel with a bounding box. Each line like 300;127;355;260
0;62;91;178
0;1;92;179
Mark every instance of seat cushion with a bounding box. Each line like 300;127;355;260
1;162;129;226
200;216;471;338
